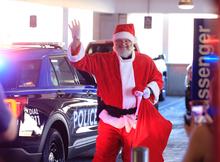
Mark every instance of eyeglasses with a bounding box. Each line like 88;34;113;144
114;39;132;47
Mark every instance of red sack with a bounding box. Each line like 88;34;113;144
133;99;172;162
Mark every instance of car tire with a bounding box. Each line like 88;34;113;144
159;91;165;101
154;102;159;110
185;86;191;114
42;128;65;162
159;75;167;101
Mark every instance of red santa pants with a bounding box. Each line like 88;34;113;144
93;120;134;162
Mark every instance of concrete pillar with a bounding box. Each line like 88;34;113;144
62;7;68;50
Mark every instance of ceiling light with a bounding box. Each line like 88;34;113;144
178;0;194;9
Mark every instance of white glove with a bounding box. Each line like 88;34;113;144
68;19;80;40
143;87;151;99
134;91;143;97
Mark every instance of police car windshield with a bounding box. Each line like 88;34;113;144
0;60;41;90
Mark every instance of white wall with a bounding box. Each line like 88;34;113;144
0;1;63;46
67;8;93;48
127;13;164;58
0;1;93;49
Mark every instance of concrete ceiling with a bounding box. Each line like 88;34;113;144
18;0;217;14
114;0;217;14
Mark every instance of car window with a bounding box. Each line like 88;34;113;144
50;63;59;86
76;70;97;85
0;60;41;89
50;57;77;86
86;43;113;54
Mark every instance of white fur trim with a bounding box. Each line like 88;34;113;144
67;44;85;62
147;81;160;104
117;53;136;109
143;88;151;99
113;31;136;43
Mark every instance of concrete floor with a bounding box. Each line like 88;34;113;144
160;96;188;162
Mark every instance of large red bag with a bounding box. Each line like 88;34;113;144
133;99;172;162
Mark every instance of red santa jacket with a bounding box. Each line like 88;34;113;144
68;49;163;109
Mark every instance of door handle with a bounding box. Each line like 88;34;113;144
57;90;65;97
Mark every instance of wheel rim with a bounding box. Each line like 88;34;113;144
48;141;64;162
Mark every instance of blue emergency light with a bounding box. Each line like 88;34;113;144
203;54;220;63
0;55;10;74
0;57;6;70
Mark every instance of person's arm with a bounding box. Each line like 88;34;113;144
67;19;98;76
182;124;213;162
183;110;214;162
67;20;85;62
0;116;17;141
141;59;163;104
132;59;162;104
0;86;17;142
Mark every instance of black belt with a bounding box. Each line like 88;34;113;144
99;100;137;118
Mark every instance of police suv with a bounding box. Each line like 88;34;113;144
0;42;98;162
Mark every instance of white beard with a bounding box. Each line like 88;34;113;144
114;46;134;58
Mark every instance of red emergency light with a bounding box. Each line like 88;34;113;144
4;97;28;118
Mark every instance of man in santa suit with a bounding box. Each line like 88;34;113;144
68;20;172;162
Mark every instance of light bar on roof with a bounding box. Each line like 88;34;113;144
12;42;65;48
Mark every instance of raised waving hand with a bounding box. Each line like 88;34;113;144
68;20;81;50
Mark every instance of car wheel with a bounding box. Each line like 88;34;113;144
159;90;165;101
42;128;65;162
154;102;159;110
185;86;191;114
159;75;167;101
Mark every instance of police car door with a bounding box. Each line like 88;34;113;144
50;55;98;152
